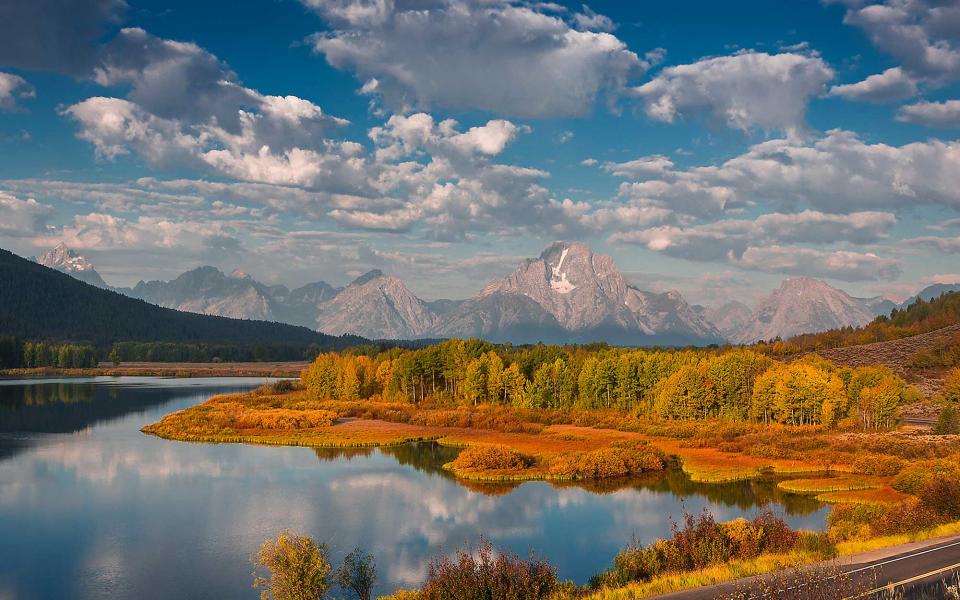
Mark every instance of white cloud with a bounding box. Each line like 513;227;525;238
369;113;524;161
907;236;960;254
0;72;34;111
829;66;918;102
610;129;960;216
305;0;649;117
840;0;960;83
736;246;902;281
612;210;896;263
572;5;616;32
897;99;960;128
0;191;54;236
602;155;674;177
631;52;834;135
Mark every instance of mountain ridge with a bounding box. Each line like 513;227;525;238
27;242;943;347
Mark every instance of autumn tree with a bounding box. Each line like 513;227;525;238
335;548;376;600
253;530;332;600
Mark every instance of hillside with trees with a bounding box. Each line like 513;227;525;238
784;291;960;352
0;248;366;357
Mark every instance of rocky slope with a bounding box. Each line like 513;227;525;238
35;243;108;288
735;277;880;344
704;300;754;342
314;270;438;339
432;242;721;345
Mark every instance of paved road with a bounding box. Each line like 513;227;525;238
656;535;960;599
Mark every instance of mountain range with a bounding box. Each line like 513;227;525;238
2;248;362;351
31;241;951;346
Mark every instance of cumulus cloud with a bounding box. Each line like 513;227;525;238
631;52;834;134
907;235;960;254
573;5;617;32
829;66;918;102
602;155;675;177
609;129;960;217
612;209;896;262
830;0;960;100
0;72;34;110
0;191;54;236
839;0;960;83
897;99;960;127
305;0;649;117
735;246;902;281
0;0;125;76
369;113;524;163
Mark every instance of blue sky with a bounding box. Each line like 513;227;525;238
1;0;960;305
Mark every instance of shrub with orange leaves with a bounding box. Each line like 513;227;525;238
448;445;533;473
547;442;665;480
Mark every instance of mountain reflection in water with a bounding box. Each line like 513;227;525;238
0;378;829;599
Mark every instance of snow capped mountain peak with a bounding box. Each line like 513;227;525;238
230;269;251;280
468;241;720;344
36;242;108;288
549;246;576;294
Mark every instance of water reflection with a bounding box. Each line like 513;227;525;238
316;444;823;516
0;378;830;599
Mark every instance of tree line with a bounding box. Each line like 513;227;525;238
302;339;915;429
0;336;97;369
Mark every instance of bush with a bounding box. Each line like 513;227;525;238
448;445;533;472
935;404;960;434
919;477;960;520
596;509;800;587
946;368;960;403
548;444;665;479
419;538;557;600
828;501;943;541
852;453;904;476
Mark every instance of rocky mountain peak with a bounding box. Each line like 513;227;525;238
737;277;877;343
36;242;108;288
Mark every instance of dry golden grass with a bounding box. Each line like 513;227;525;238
777;475;880;495
815;485;910;505
582;551;816;599
835;519;960;555
650;439;824;483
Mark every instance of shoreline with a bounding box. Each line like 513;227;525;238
0;361;309;379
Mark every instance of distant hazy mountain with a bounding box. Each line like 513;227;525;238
313;270;438;339
35;243;108;288
35;241;914;347
429;242;721;345
704;300;754;343
908;283;960;304
734;277;880;344
1;247;363;350
125;266;336;328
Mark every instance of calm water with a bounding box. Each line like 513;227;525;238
0;377;829;599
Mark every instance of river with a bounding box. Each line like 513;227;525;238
0;377;829;599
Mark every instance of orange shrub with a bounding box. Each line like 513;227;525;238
449;445;533;472
548;444;665;479
851;453;904;476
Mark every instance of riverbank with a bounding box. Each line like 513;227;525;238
143;386;960;598
0;361;308;378
140;387;918;488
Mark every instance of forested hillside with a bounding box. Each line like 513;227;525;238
782;291;960;352
0;248;366;354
